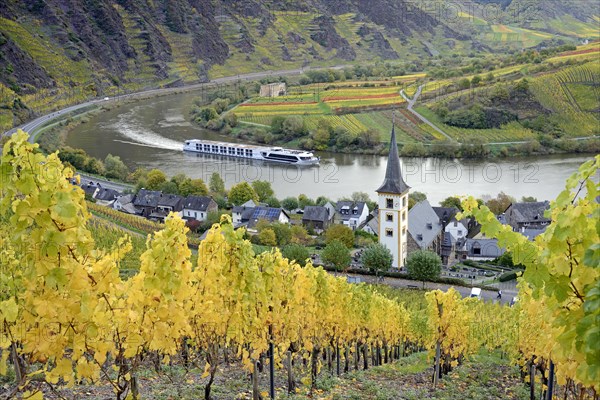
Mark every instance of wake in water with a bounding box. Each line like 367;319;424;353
110;106;183;151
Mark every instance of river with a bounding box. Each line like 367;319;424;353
65;90;594;205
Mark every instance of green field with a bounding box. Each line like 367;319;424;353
415;107;537;143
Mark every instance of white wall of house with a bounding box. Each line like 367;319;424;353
446;220;467;241
278;212;289;224
233;211;242;225
183;208;208;221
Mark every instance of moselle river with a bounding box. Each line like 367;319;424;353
65;90;595;205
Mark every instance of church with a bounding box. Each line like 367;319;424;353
376;124;410;269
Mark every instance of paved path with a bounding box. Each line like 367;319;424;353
400;85;454;141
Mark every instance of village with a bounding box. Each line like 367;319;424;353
75;128;552;292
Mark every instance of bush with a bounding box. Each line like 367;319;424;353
499;271;519;282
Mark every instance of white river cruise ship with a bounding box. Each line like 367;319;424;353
183;139;319;165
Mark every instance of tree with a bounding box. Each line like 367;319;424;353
104;154;129;180
409;191;428;209
440;196;463;211
406;250;442;289
324;224;354;248
160;181;179;194
264;196;281;208
209;172;226;195
321;240;351;274
351;192;370;202
485;192;515;215
170;173;188;189
290;225;312;245
358;129;380;147
298;194;315;209
521;196;537;202
258;228;277;246
312;128;330;150
228;182;258;205
146;169;167;190
85;157;105;175
252;180;274;202
271;222;292;246
315;196;331;206
281;244;310;267
180;178;209;197
361;243;393;279
281;196;299;210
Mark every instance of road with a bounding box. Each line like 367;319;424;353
78;172;133;193
3;64;350;142
400;85;454;141
343;272;517;305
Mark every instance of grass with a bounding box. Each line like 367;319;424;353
414;106;537;143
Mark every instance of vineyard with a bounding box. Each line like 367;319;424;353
87;201;202;248
415;107;538;143
1;133;599;400
530;62;600;137
234;80;409;134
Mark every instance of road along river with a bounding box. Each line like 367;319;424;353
65;90;594;204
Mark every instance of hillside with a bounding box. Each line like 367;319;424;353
0;0;597;130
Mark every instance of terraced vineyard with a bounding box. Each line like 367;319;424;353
235;79;410;128
530;62;600;136
415;107;537;143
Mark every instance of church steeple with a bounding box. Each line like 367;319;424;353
376;118;410;269
376;123;409;194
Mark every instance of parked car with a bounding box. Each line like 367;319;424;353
469;287;482;299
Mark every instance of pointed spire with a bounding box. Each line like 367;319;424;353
376;115;410;194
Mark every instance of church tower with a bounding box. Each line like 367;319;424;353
376;123;410;268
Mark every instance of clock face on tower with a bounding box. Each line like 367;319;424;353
394;201;400;207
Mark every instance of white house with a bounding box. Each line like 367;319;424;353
445;219;468;242
181;195;218;222
335;201;369;230
232;199;257;226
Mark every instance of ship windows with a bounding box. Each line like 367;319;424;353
264;153;299;162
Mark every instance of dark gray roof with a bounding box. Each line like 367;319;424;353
116;194;134;205
133;189;162;207
80;183;99;197
432;206;458;225
157;193;183;209
302;206;329;223
182;195;214;211
408;200;442;248
376;126;409;194
506;201;550;223
336;201;367;221
462;238;505;258
95;187;120;201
